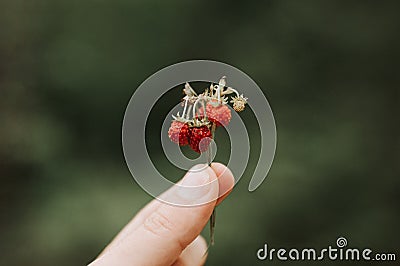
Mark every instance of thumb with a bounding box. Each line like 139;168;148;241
91;164;219;266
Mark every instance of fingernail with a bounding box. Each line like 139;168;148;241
178;164;211;200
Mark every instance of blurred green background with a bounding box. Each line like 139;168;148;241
1;0;399;265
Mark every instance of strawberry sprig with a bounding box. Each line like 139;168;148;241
168;76;248;154
167;76;248;247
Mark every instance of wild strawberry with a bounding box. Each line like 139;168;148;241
189;126;212;153
168;120;189;146
199;102;232;127
208;103;231;126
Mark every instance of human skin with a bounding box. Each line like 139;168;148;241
89;163;235;266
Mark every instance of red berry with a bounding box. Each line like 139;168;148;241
168;121;189;146
189;126;212;153
199;103;232;127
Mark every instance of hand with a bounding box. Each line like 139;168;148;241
89;163;235;266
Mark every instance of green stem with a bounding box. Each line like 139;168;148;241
210;209;216;245
208;123;217;245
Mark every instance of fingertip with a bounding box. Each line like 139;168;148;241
210;162;230;176
187;164;218;182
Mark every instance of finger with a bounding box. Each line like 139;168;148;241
98;163;235;257
212;162;235;205
90;164;219;266
172;236;207;266
98;198;162;257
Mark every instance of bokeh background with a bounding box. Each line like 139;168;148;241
1;1;399;265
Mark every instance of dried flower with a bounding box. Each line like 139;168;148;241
231;94;248;112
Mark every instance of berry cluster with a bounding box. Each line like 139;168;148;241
168;76;248;153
